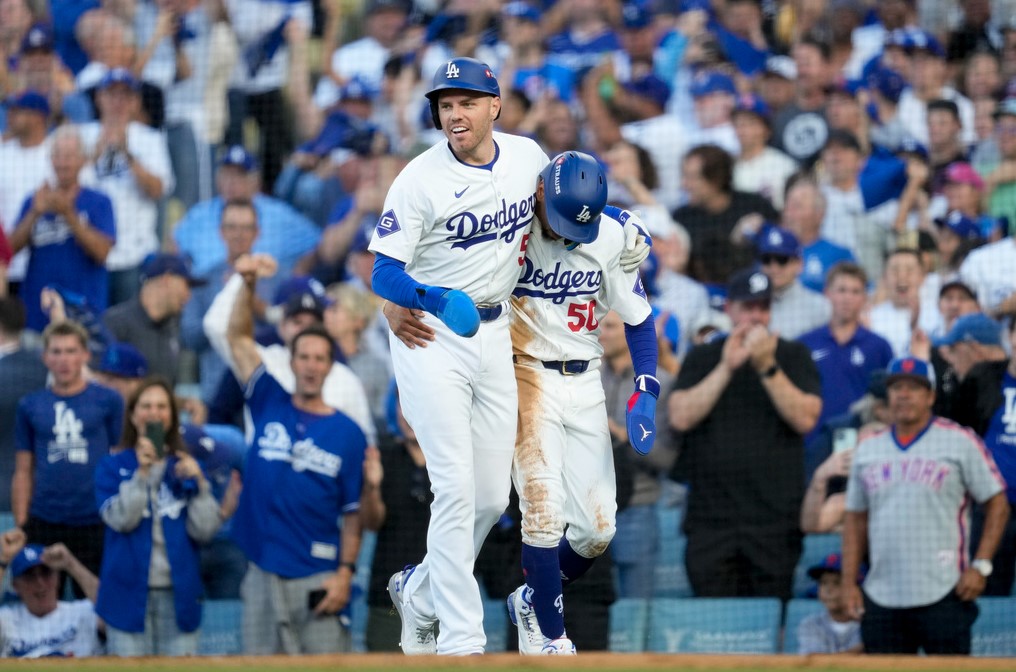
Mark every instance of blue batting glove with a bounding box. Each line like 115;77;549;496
626;374;659;455
421;286;480;337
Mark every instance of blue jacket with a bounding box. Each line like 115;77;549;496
94;449;219;633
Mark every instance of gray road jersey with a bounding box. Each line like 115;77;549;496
845;418;1005;608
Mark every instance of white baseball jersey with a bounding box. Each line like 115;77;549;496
0;600;101;658
845;418;1006;608
368;131;549;304
511;212;652;362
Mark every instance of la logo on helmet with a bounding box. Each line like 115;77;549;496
446;62;460;78
576;205;592;223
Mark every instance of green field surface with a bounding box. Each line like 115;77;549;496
2;654;1013;672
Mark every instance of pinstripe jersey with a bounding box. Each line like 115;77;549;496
845;417;1006;608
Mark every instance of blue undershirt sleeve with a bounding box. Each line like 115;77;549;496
371;253;426;310
624;314;659;381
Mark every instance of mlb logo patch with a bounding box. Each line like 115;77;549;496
377;210;401;238
633;275;647;299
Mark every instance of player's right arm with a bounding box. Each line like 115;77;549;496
224;254;273;386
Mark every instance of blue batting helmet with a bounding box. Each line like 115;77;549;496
425;57;500;130
539;152;607;245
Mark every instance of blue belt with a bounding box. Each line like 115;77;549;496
542;359;590;375
477;303;504;322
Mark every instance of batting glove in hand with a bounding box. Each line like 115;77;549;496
420;286;480;337
620;217;652;273
626;374;659;455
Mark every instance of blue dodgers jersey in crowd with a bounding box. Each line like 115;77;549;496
233;366;366;578
17;188;116;332
798;325;894;439
15;383;123;525
984;371;1016;504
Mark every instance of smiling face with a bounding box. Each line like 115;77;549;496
884;251;924;307
13;565;59;618
436;90;500;164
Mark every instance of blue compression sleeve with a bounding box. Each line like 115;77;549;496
371;253;426;310
624;314;658;380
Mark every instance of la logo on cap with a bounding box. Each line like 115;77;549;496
749;272;768;293
24;547;38;561
768;229;782;245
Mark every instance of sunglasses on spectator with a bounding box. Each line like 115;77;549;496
760;254;793;266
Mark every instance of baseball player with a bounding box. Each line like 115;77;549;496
370;58;649;656
505;152;658;655
842;356;1010;654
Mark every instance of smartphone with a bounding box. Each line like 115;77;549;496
833;427;858;454
308;589;327;611
145;421;165;459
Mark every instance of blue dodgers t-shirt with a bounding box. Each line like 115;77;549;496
18;188;116;332
233;366;366;578
984;371;1016;504
15;383;124;525
798;325;894;442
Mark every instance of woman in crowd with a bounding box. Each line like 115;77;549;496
94;377;221;656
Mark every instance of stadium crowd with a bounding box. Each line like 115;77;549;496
0;0;1013;658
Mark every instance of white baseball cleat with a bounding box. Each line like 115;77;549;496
506;585;547;654
388;566;437;655
541;637;577;655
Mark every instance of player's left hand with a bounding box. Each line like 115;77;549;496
620;216;652;273
955;568;987;601
315;569;353;615
626;374;659;455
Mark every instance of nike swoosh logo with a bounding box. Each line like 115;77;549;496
812;349;829;361
455;186;469;198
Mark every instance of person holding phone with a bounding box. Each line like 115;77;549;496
93;377;222;656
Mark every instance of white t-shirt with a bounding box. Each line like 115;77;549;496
78;121;175;270
734;147;798;210
621;115;689;211
897;86;976;146
0;138;53;280
313;37;389;110
0;600;100;658
959;238;1016;314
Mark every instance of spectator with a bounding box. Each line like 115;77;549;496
771;37;831;165
927;100;971;193
13;320;123;593
599;310;676;598
930;210;985;288
180;198;280;404
94;376;221;656
897;31;976;146
222;254;367;654
90;340;148;400
953;317;1016;596
545;0;620;74
0;297;46;511
869;248;939;358
824;81;866;151
204;258;376;444
171;145;320;281
9;125;115;333
732;94;798;210
961;50;1002;101
669;268;821;599
78;68;174;306
982;98;1016;224
818;130;899;283
781;178;855;294
103;252;204;385
0;90;52;289
801;375;892;535
947;0;1004;64
796;552;863;654
0;531;102;658
323;282;389;429
866;66;910;151
799;262;893;476
498;2;573;104
842;356;1010;655
688;70;739;155
755;225;830;340
224;0;311;190
675;144;778;288
756;55;797;118
932;311;1007;397
8;23;81;123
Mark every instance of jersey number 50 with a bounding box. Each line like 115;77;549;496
567;300;599;332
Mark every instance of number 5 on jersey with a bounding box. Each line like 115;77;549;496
567;300;598;332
